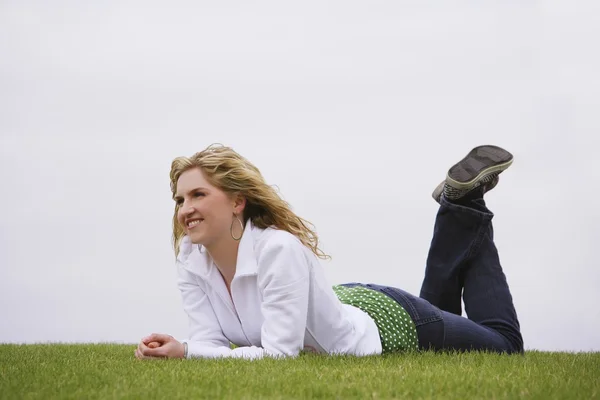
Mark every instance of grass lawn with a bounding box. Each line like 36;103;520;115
0;344;598;399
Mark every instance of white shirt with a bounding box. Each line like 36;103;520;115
176;219;382;359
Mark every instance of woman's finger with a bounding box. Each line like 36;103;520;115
135;347;162;360
143;333;172;344
139;341;152;357
140;341;164;358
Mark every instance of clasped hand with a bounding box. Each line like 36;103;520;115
135;333;185;360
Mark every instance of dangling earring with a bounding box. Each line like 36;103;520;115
230;214;244;241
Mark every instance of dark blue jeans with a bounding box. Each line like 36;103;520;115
343;196;523;354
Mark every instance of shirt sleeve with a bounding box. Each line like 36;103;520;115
177;265;234;358
178;234;310;360
255;236;310;357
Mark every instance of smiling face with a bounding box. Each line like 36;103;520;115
174;167;244;247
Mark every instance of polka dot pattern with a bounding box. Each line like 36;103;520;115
333;285;419;353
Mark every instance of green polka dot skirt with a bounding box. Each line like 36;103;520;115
333;285;419;353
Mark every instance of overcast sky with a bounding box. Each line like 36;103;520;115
1;1;598;352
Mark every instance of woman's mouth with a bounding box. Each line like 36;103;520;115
186;219;204;230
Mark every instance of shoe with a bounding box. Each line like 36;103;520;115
432;145;513;204
432;175;500;204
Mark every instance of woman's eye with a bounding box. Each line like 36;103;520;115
175;192;204;205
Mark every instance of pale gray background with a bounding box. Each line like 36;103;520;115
1;1;598;352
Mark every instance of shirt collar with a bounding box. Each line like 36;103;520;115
234;218;259;277
177;219;258;278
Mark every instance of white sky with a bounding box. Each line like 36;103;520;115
1;1;598;352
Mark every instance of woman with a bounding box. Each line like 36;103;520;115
135;144;523;360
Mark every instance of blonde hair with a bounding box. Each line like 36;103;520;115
169;144;330;260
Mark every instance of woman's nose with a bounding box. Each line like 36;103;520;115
181;203;195;215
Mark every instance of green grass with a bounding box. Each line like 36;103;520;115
0;345;598;399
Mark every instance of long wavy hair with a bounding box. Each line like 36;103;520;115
169;144;330;260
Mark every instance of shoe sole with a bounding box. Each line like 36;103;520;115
446;145;513;190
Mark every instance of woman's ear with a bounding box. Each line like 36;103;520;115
233;193;247;215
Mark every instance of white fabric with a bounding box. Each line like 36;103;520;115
176;219;382;359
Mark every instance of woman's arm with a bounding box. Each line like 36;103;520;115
255;235;310;356
182;234;311;360
138;233;312;360
134;270;233;360
177;266;243;358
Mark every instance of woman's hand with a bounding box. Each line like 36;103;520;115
134;333;185;360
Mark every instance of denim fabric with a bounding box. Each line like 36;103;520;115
342;196;524;354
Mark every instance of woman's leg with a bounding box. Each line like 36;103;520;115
417;194;523;353
371;145;522;353
418;198;470;316
420;146;523;352
442;197;523;352
421;145;514;315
